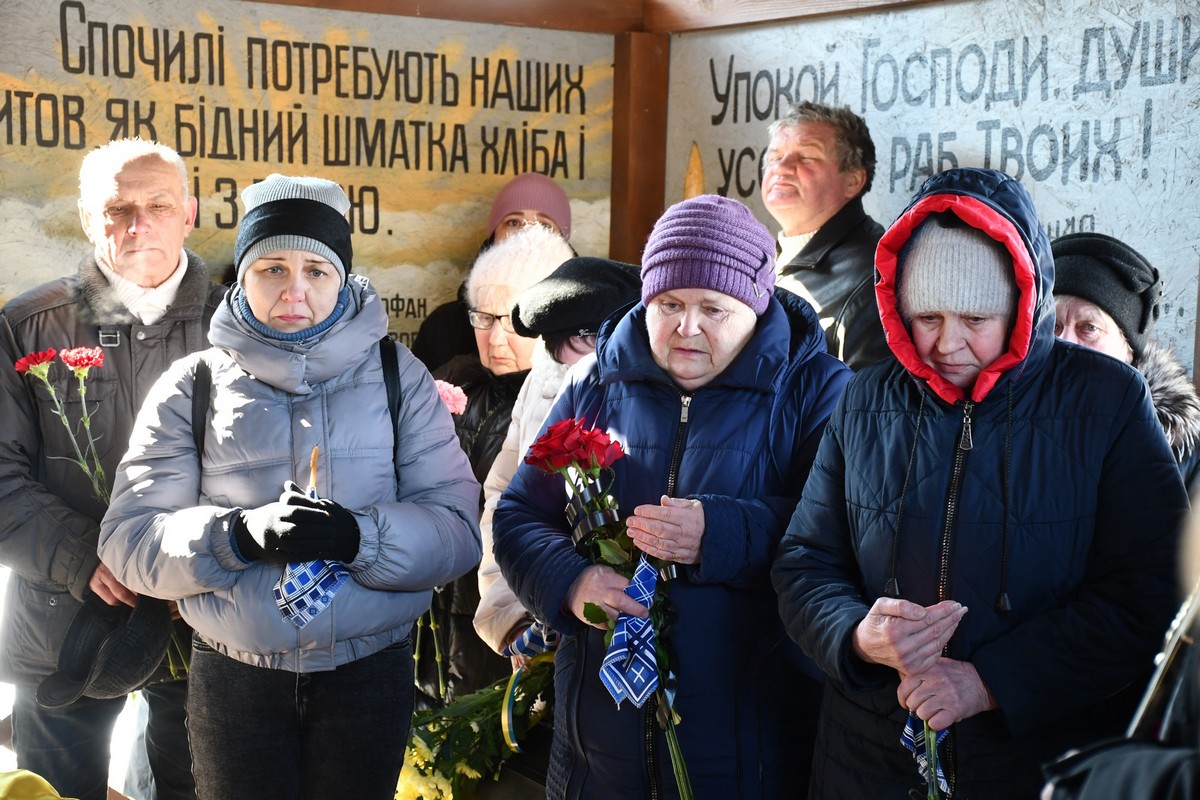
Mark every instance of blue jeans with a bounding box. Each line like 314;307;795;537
187;637;414;800
11;680;193;800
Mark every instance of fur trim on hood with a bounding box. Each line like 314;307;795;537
1137;340;1200;460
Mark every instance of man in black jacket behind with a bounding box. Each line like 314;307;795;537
761;101;888;370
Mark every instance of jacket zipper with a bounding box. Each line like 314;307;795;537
937;400;972;794
645;694;659;800
666;395;692;497
644;394;692;797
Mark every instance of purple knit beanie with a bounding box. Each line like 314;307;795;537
487;173;572;240
640;195;776;315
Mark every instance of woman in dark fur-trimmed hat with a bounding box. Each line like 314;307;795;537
1053;231;1200;492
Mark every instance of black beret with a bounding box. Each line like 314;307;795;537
511;256;642;338
1052;232;1162;359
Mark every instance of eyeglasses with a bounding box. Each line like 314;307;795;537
467;309;516;333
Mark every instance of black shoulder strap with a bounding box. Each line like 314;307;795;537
192;356;212;456
380;336;402;461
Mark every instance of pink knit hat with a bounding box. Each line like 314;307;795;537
486;173;572;240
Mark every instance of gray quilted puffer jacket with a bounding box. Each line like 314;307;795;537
99;276;481;672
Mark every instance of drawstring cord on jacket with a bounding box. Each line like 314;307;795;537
996;385;1014;613
885;391;927;597
885;386;1016;612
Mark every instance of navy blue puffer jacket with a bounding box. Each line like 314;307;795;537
495;291;851;799
772;169;1188;799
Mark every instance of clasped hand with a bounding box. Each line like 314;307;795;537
626;495;704;565
851;597;995;729
897;657;997;730
233;481;360;564
566;564;649;630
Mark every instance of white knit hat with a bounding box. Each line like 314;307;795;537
898;216;1015;320
466;224;575;308
234;174;352;285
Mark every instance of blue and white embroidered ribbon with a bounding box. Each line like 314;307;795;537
274;560;349;629
901;712;951;796
502;619;561;658
598;555;658;708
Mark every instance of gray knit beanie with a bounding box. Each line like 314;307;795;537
640;195;776;316
234;174;352;285
898;215;1016;320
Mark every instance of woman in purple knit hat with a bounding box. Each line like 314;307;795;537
493;194;852;798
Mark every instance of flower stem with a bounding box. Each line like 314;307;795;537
924;721;941;800
37;376;99;495
165;629;189;680
659;688;694;800
427;610;447;702
75;371;109;504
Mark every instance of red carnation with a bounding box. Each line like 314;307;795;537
13;345;108;504
14;348;56;374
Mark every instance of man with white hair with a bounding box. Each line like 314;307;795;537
0;138;225;800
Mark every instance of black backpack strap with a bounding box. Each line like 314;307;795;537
192;343;397;461
192;356;212;456
379;336;402;461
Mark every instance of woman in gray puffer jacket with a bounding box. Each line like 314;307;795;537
99;175;481;800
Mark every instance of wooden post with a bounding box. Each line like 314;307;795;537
610;32;670;263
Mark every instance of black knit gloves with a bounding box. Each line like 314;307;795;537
232;482;361;564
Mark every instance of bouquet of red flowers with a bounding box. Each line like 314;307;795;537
524;417;634;573
525;417;694;798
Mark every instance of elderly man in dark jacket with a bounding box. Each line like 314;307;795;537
772;168;1187;799
495;195;852;799
0;139;225;800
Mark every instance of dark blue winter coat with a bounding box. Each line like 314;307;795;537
494;290;852;799
771;168;1189;799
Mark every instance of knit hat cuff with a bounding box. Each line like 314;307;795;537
234;196;352;285
238;235;343;282
641;252;772;315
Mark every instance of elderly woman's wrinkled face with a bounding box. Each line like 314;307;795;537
1054;296;1133;364
470;285;538;375
242;249;341;333
646;288;758;392
910;311;1011;390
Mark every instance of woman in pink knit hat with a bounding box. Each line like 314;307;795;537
411;173;574;373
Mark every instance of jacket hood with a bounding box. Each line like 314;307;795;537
208;273;387;393
875;168;1055;404
593;288;829;393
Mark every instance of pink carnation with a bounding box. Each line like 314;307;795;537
434;379;468;415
